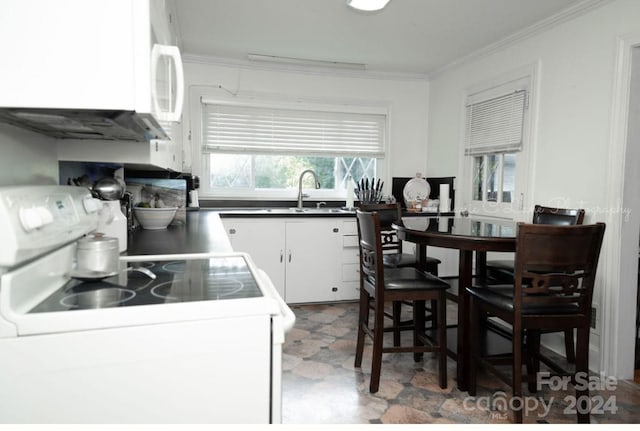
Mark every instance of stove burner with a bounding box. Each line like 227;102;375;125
207;277;245;298
149;276;246;301
61;288;136;309
125;268;157;292
150;280;183;301
162;261;186;274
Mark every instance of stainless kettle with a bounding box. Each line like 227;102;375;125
92;177;125;201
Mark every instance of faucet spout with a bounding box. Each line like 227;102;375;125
297;169;320;209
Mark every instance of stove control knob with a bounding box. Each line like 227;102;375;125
19;206;51;232
83;197;103;214
37;206;54;225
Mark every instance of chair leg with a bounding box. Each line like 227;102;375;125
392;301;402;346
369;295;386;393
468;297;479;397
429;299;438;330
354;289;368;368
564;329;576;364
413;300;426;362
512;322;523;423
437;292;447;389
575;327;591;424
426;261;439;276
526;330;541;393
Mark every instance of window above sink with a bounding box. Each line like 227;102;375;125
192;96;388;201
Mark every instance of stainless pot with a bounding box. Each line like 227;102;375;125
76;234;120;275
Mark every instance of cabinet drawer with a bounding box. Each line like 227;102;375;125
343;235;359;247
342;263;360;282
342;247;360;264
342;220;358;235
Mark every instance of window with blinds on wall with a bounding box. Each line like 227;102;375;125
199;100;386;197
465;85;528;205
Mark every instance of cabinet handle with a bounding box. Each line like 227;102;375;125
288;249;292;263
331;287;338;292
280;250;284;263
333;228;339;233
228;228;236;234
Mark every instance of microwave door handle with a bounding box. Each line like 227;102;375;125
151;44;184;122
172;46;185;121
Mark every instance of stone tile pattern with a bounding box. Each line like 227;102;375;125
282;302;640;424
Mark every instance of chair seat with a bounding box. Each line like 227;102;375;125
466;285;579;315
486;259;515;270
383;253;442;268
383;267;449;291
485;259;516;283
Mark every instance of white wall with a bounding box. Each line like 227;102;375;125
181;60;431;194
427;0;640;377
0;123;58;186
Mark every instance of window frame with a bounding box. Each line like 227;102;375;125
191;92;389;200
459;65;537;220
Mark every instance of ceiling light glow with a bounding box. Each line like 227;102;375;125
347;0;391;12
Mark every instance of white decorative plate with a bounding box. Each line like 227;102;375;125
403;178;431;207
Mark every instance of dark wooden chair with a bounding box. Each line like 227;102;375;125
358;203;441;274
359;202;442;345
467;222;606;423
354;209;450;393
484;204;586;363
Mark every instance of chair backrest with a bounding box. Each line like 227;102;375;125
513;223;605;318
356;210;386;294
359;203;403;255
532;205;585;226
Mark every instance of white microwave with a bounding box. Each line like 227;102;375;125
0;0;184;141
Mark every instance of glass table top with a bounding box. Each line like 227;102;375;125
399;216;517;239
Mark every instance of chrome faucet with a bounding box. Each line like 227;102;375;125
297;169;320;209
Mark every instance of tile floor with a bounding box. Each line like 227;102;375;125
282;301;640;424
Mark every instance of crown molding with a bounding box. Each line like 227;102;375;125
181;53;429;82
429;0;615;79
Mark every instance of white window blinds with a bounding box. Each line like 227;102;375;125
464;90;527;156
202;102;385;158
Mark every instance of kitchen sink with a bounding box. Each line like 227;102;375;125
287;207;354;213
217;207;355;215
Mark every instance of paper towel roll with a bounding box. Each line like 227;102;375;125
189;190;199;208
346;176;354;209
438;217;449;232
439;184;450;213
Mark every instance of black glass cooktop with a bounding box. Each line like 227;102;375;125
30;256;263;313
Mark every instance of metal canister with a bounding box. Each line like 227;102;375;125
76;234;120;274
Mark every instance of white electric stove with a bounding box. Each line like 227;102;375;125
0;185;294;424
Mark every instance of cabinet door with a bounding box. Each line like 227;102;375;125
223;220;286;299
0;0;136;110
285;220;341;303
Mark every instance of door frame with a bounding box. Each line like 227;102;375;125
602;34;640;379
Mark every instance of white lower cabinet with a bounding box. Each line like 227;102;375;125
223;217;359;303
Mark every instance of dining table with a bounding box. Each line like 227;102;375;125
392;215;518;391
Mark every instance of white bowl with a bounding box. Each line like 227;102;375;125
133;207;177;230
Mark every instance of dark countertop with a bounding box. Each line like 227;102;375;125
126;210;233;256
216;207;356;218
126;208;458;256
214;207;455;218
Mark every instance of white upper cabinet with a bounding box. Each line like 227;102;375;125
0;0;183;127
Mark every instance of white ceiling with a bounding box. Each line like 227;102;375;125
174;0;593;76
